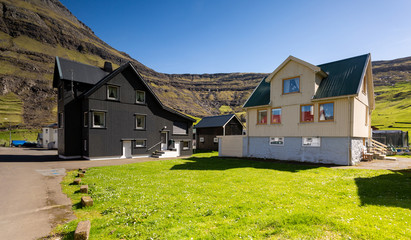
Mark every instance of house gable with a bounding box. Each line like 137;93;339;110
269;58;325;107
83;62;195;122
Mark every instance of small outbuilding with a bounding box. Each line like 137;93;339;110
194;114;243;151
37;123;58;149
372;130;409;148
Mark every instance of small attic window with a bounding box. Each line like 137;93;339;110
107;85;119;100
136;90;145;104
283;77;300;94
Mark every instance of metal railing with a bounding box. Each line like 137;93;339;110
147;141;162;151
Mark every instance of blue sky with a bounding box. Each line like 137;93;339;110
60;0;411;74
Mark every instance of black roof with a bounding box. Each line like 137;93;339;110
54;57;195;122
53;57;109;87
194;114;237;128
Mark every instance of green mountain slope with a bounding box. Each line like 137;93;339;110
0;0;409;137
372;82;411;133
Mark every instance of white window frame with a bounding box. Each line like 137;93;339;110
92;111;106;128
135;114;146;130
107;85;119;100
213;137;218;143
135;139;147;148
269;137;284;146
136;90;146;104
200;137;204;143
302;137;321;147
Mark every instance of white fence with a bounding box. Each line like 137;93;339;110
218;135;244;157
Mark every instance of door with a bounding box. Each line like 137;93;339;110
121;140;132;158
160;132;168;151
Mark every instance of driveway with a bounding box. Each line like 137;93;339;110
0;147;160;240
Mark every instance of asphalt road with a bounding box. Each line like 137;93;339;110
0;147;159;240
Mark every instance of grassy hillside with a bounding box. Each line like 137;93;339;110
0;92;22;127
372;81;411;135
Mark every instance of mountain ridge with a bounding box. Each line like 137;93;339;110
0;0;409;132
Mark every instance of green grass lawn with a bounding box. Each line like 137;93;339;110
57;152;411;239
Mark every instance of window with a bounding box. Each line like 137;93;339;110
135;115;146;129
200;137;204;143
300;105;314;122
92;111;106;128
183;141;190;150
257;109;268;124
270;137;284;146
135;139;147;148
283;77;300;94
136;90;145;104
58;112;64;128
271;108;281;124
302;137;321;147
362;75;367;94
173;122;187;135
84;139;87;151
107;85;119;100
84;112;88;127
214;137;218;143
319;102;334;121
45;129;48;134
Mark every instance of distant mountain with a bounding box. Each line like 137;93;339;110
0;0;409;131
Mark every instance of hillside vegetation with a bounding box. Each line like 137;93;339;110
0;0;409;135
372;82;411;134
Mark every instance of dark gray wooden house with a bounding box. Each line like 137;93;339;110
53;57;195;159
194;114;243;151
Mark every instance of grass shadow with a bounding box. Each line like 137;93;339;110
355;169;411;209
170;156;324;172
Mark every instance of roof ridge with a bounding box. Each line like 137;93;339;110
317;53;369;67
57;57;106;70
202;114;234;118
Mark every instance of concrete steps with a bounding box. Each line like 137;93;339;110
152;150;179;158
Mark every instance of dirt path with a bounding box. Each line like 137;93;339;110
334;157;411;170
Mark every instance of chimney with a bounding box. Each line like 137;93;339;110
103;62;112;72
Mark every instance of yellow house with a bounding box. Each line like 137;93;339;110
219;54;374;165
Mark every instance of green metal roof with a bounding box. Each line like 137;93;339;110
313;54;369;99
243;76;270;108
243;54;370;108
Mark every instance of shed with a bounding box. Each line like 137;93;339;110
194;114;243;151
